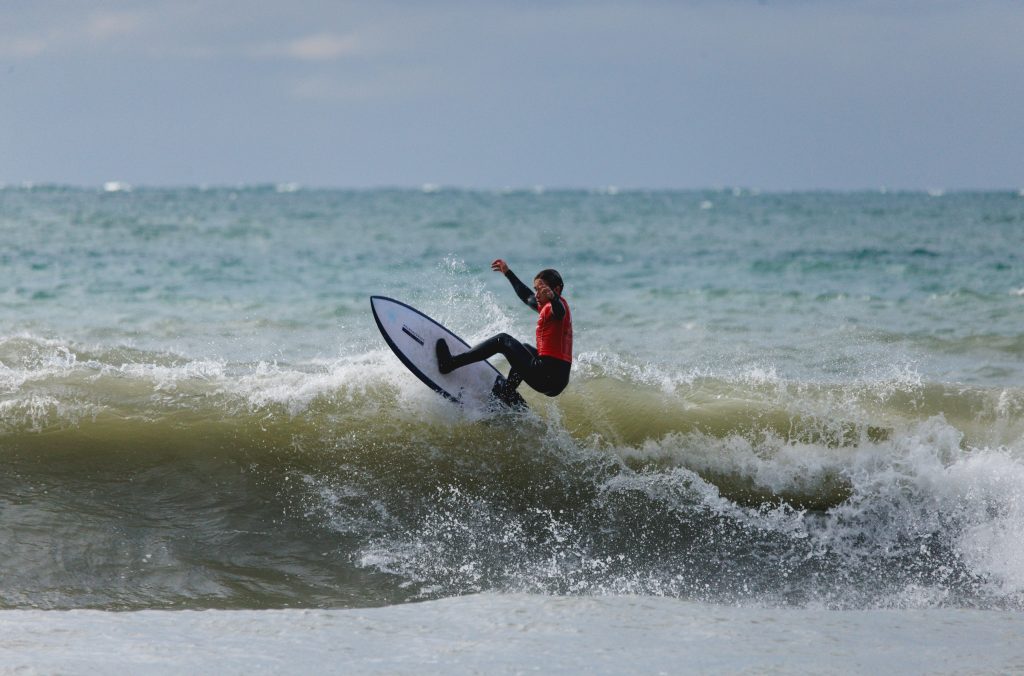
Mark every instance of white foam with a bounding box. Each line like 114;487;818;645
599;465;807;539
953;450;1024;594
618;429;854;499
0;394;95;433
0;335;80;391
608;413;1024;600
0;329;512;426
572;350;709;393
814;417;1024;594
117;359;227;390
221;352;387;415
3;595;1024;674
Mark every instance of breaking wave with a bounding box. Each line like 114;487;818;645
2;335;1024;610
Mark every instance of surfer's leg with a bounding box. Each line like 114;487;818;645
503;344;537;391
437;334;536;375
504;370;524;391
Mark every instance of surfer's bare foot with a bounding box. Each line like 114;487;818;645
436;339;455;374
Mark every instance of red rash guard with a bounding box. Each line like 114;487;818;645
536;297;572;363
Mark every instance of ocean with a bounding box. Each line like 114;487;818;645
2;185;1024;672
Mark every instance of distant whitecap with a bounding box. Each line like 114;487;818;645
700;200;714;210
421;183;440;194
927;188;945;198
103;181;132;193
275;183;300;193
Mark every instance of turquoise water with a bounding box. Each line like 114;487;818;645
2;186;1024;617
5;187;1022;380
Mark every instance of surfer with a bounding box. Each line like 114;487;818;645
436;259;572;399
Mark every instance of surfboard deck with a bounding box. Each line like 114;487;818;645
370;296;527;411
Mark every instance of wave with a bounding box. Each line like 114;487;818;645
3;335;1024;495
3;335;1024;610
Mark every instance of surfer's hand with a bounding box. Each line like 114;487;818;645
491;259;509;274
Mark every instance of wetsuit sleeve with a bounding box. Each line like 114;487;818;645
505;270;539;312
548;294;566;320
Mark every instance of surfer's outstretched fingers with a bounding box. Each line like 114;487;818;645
491;259;509;274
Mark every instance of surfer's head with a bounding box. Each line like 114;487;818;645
534;269;563;292
533;269;563;301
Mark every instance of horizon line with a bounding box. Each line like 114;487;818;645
4;181;1024;197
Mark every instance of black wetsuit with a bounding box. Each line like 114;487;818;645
437;271;571;397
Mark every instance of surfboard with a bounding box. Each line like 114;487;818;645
370;296;527;410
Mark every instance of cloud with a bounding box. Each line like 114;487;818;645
85;11;145;42
0;9;146;59
0;36;48;59
263;33;361;61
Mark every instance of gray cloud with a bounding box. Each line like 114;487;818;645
1;0;1022;189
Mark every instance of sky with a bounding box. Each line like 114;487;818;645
1;1;1022;190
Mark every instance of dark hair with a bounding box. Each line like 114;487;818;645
534;268;563;291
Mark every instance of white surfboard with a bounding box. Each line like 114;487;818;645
370;296;526;410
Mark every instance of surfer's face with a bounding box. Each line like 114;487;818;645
533;278;556;305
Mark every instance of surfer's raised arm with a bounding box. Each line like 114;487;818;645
492;258;539;312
